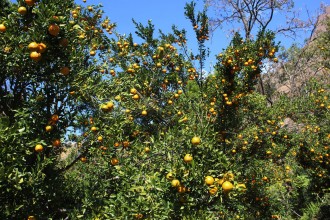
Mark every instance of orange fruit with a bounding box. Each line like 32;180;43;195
100;103;109;112
45;125;53;132
144;147;150;153
48;24;60;36
209;187;218;195
166;172;174;180
141;110;147;116
132;94;140;100
27;216;36;220
130;88;137;94
25;0;35;6
90;50;96;56
18;6;27;15
171;179;180;187
91;126;98;132
97;136;103;142
177;186;187;193
28;42;39;51
107;101;114;109
60;67;70;76
222;181;234;193
80;157;87;162
205;176;215;185
52;139;61;147
191;136;201;145
217;178;225;186
122;141;130;148
110;157;119;165
37;43;47;53
35;144;43;152
183;154;193;163
51;114;59;122
30;51;41;61
0;24;6;32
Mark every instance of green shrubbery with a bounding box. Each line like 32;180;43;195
0;0;329;219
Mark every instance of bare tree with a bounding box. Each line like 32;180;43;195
205;0;315;40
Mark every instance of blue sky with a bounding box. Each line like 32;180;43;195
76;0;327;70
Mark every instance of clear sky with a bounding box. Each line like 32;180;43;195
75;0;328;70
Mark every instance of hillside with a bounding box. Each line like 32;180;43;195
261;6;330;100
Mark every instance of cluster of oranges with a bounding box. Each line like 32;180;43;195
28;42;47;62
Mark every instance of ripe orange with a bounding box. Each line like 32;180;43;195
100;103;110;112
130;88;137;94
37;43;47;53
0;24;6;32
18;6;27;15
191;136;201;145
141;110;147;116
35;144;43;152
27;216;36;220
209;187;218;195
217;178;225;185
122;141;130;148
166;172;174;180
60;67;70;76
107;101;114;109
48;24;60;36
97;136;103;142
90;50;96;56
52;139;61;147
183;154;193;163
134;213;143;219
171;179;180;187
80;157;87;162
205;176;215;185
91;126;98;132
110;157;119;165
45;125;53;132
132;94;140;100
30;51;41;61
51;114;59;122
28;42;39;51
222;181;234;193
177;185;187;193
25;0;35;6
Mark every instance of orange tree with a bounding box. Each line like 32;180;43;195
59;2;321;219
66;2;330;219
0;0;114;218
1;0;329;219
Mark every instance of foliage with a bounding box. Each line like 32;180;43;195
0;0;329;219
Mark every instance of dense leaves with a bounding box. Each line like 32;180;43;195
0;0;329;219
